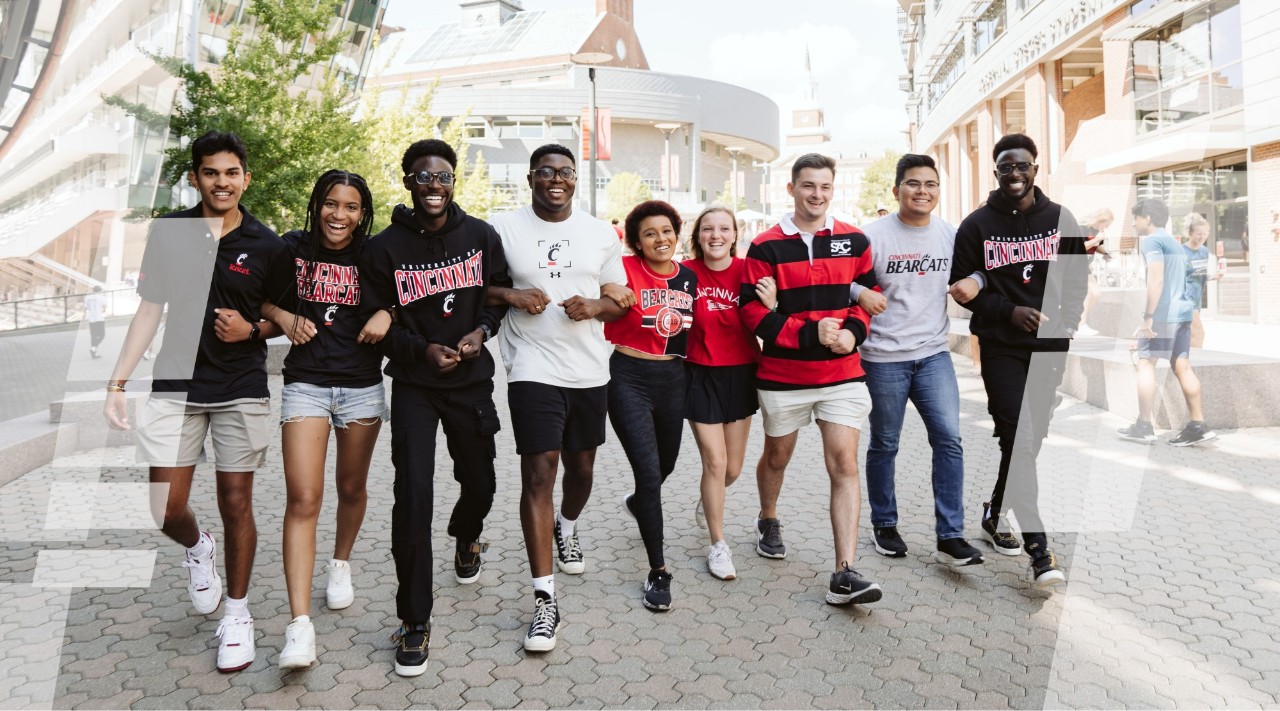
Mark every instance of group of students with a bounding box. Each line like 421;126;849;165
105;128;1103;678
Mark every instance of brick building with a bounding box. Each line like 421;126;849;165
899;0;1279;325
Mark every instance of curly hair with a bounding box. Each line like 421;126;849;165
623;200;682;255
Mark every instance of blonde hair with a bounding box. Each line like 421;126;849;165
1080;207;1114;229
1185;211;1209;235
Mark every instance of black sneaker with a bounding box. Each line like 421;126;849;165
1118;420;1157;443
523;590;560;652
392;621;429;677
553;515;585;575
933;537;984;567
642;570;673;611
1025;539;1065;589
873;526;908;558
754;516;787;559
454;540;487;584
1168;421;1217;447
979;502;1022;556
826;564;882;605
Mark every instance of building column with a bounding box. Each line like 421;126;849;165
1023;64;1049;165
945;132;961;224
689;122;701;206
956;125;972;218
977;101;996;193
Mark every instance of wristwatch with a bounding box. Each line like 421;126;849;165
249;323;261;341
1141;311;1154;320
479;324;493;342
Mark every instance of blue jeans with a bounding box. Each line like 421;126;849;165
863;351;965;539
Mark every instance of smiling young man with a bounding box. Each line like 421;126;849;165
486;143;629;652
739;152;882;607
856;154;983;568
104;130;290;673
357;139;511;677
948;133;1088;589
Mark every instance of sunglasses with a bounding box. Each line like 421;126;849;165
406;171;455;185
995;162;1034;176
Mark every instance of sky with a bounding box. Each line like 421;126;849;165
381;0;910;157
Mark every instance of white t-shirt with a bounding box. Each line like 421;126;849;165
488;205;625;388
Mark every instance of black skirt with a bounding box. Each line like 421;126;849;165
684;362;759;424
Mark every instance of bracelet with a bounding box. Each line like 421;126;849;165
106;383;126;393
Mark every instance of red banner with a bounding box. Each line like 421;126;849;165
580;108;612;161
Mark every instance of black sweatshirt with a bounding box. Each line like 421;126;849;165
358;203;511;389
950;186;1088;352
271;230;383;388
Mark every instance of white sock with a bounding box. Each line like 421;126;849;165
224;596;250;619
292;615;310;625
187;532;213;559
557;511;576;538
532;575;555;598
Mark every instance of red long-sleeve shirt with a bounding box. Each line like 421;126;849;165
740;215;875;390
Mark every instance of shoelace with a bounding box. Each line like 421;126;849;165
762;520;784;545
649;572;672;592
182;556;213;590
215;616;252;642
328;562;350;584
529;598;558;638
284;623;307;647
559;530;582;562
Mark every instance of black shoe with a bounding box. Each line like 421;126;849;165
979;502;1022;556
826;564;882;606
933;537;984;567
754;516;787;559
1025;539;1065;589
1168;421;1217;447
642;570;673;611
523;590;560;652
554;514;585;575
873;526;908;558
454;540;487;584
1118;420;1157;443
393;621;429;677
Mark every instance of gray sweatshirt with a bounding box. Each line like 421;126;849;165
853;213;956;363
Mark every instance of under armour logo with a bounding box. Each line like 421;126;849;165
549;271;562;278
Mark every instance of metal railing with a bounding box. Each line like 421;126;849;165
0;288;140;332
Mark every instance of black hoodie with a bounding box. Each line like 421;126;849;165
359;203;511;389
950;186;1088;352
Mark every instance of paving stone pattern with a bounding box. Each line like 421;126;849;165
0;353;1276;708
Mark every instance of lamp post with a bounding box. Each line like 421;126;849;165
571;51;613;217
655;122;680;204
727;146;745;212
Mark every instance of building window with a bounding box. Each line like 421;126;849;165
928;40;966;110
700;140;707;153
463;123;487;139
549;121;575;139
493;120;545;139
597;177;610;191
1135;153;1248;267
1128;0;1159;17
972;0;1006;57
1131;0;1241;134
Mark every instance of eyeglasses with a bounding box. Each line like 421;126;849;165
530;166;578;181
900;180;940;191
406;171;455;185
995;162;1034;176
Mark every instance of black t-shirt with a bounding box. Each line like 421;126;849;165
271;230;383;388
137;205;288;403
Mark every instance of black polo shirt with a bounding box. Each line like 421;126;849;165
137;204;288;403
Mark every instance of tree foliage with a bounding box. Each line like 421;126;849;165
714;179;748;211
605;173;653;223
858;150;902;218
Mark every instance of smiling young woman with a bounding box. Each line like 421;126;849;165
604;199;698;612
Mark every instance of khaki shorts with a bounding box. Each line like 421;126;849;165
135;396;271;470
758;381;871;437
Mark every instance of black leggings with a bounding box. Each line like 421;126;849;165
979;347;1067;545
607;351;686;570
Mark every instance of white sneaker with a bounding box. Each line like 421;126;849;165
708;540;737;581
278;616;316;670
1076;324;1099;337
215;615;255;672
326;559;354;610
183;531;222;615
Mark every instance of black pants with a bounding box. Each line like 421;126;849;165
89;321;106;349
390;379;500;623
607;352;686;570
979;347;1067;545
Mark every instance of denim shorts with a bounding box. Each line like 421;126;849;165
281;381;388;428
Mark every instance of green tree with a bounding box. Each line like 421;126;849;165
713;179;748;211
349;76;501;233
106;0;362;230
859;150;902;218
605;172;652;223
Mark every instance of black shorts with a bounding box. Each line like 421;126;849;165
508;381;608;455
684;362;759;424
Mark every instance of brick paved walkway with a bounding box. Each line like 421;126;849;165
1;352;1278;709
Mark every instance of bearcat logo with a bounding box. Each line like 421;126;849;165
443;293;456;317
639;288;693;337
324;305;339;325
1022;264;1034;284
539;240;572;270
229;252;251;275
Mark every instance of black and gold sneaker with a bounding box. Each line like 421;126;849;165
454;540;488;585
392;621;429;677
